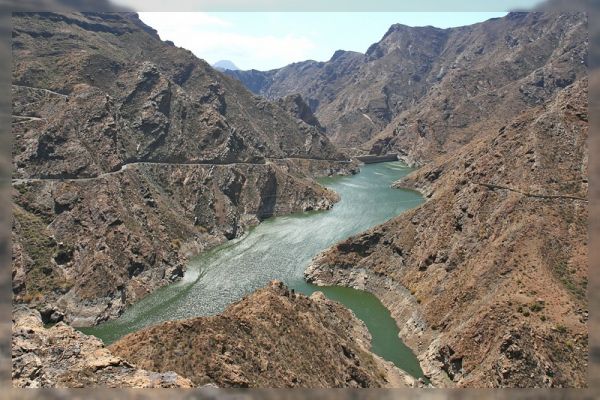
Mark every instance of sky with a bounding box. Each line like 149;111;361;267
138;12;510;71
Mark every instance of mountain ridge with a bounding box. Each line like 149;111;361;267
226;12;586;162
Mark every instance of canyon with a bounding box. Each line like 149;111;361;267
11;9;588;389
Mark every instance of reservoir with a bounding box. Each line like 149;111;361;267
82;161;426;379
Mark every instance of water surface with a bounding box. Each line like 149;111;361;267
83;162;425;378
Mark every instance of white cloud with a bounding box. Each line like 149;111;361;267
138;12;316;70
139;12;232;30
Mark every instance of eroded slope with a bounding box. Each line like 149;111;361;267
306;79;588;388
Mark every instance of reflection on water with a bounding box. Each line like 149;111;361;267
82;162;425;378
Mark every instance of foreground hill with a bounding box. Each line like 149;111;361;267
11;12;352;326
306;79;588;387
228;12;586;162
110;281;415;388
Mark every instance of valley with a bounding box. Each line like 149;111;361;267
11;9;588;389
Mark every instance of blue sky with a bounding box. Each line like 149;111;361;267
139;12;511;70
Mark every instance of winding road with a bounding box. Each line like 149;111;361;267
11;158;353;185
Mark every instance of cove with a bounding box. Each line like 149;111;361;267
82;161;425;379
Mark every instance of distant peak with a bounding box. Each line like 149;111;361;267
330;50;346;61
382;23;445;40
213;60;240;71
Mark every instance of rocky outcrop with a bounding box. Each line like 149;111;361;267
306;79;588;387
228;12;587;160
276;94;325;132
110;281;415;388
12;305;194;388
11;11;350;326
368;12;588;165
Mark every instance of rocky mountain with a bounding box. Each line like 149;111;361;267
12;305;194;388
306;78;588;387
227;12;587;163
12;13;346;180
10;8;589;390
11;11;353;326
109;281;415;388
213;60;240;71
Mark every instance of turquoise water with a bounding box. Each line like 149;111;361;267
82;161;425;378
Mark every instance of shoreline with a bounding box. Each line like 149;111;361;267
304;260;449;387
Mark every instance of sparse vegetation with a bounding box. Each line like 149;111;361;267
529;301;544;312
556;324;568;334
553;260;586;300
14;207;72;300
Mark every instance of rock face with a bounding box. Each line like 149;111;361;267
11;11;350;326
110;281;413;388
227;12;587;160
12;305;194;388
276;94;325;132
306;79;588;388
12;12;346;181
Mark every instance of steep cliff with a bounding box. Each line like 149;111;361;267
11;11;349;325
12;12;346;180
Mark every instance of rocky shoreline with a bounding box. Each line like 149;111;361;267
305;80;588;388
304;254;448;387
13;158;352;327
14;280;421;388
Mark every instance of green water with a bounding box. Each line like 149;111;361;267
82;161;425;379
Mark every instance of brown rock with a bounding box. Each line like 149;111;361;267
11;11;352;326
12;305;193;388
